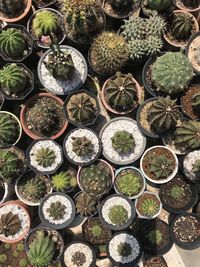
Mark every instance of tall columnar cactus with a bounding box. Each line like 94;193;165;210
0;28;26;58
192;92;200;110
144;0;173;10
111;130;135;155
90;32;129;75
52;171;77;192
22;176;47;200
109;0;132;11
72;136;94;157
35;147;56;168
182;0;200;8
0;0;24;18
139;196;160;217
148;96;181;133
152;52;193;95
0;212;21;237
75;192;97;216
171;13;193;40
105;72;138;111
28;231;55;267
149;155;174;179
47;201;66;220
175;121;200;150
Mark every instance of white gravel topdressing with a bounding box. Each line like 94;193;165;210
65;128;100;164
42;195;73;225
101;119;145;163
102;196;131;225
109;233;140;264
40;48;86;95
29;140;62;172
0;204;30;241
183;150;200;181
64;243;93;267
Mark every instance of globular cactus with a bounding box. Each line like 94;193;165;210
121;16;146;40
152;52;193;95
109;0;132;11
22;176;47;200
72;252;87;266
0;64;27;94
72;136;94;157
148;96;181;133
111;130;135;155
149;155;174;179
75;192;97;217
182;0;200;8
144;0;173;10
191;92;200;110
128;40;146;61
192;159;200;174
0;0;24;18
105;72;138;111
148;230;163;245
46;201;66;220
145;36;163;55
27;231;55;267
170;185;184;199
90;32;129;75
108;205;128;225
0;212;21;237
35;147;56;168
32;10;59;37
171;13;193;40
138;195;160;217
175;121;200;150
0;28;26;58
52;171;77;192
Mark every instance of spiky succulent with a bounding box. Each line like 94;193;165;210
171;13;193;40
0;64;27;95
75;192;98;217
149;155;174;179
90;32;129;75
22;176;47;201
138;195;160;217
144;0;173;10
148;96;181;133
35;147;56;168
111;130;135;155
152;52;193;95
170;185;184;199
46;201;66;220
0;212;21;237
181;0;200;8
27;231;55;267
0;0;25;18
148;230;163;245
52;171;77;192
91;225;103;237
117;242;132;257
192;92;200;110
108;205;128;225
174;121;200;150
72;136;94;157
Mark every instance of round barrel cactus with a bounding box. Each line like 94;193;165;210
145;0;173;10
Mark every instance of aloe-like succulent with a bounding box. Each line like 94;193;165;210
52;171;77;192
46;201;66;220
0;212;21;237
108;205;128;225
75;192;97;217
35;147;56;168
72;136;94;157
111;130;135;155
149;155;174;179
192;92;200;110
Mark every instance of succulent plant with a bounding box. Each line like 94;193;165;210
174;121;200;150
28;231;55;267
46;201;66;220
149;155;174;179
72;136;94;157
111;130;135;155
138;195;160;217
105;72;138;111
0;0;24;18
35;147;56;168
117;242;132;257
171;13;193;40
0;212;21;237
52;171;77;192
90;32;129;75
0;254;7;263
91;225;103;237
144;0;173;10
148;96;181;133
75;192;98;217
148;229;163;245
19;259;27;267
22;176;47;201
0;28;26;58
170;185;184;199
108;205;128;225
71;251;86;267
181;0;200;8
192;92;200;110
192;159;200;174
0;64;27;94
109;0;132;11
152;52;193;95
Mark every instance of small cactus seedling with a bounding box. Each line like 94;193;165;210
72;136;94;157
46;201;66;220
192;159;200;174
149;155;174;179
109;0;132;11
148;229;163;245
117;242;132;257
71;251;86;267
22;176;47;202
171;12;193;40
144;0;173;10
75;192;98;217
108;205;128;225
170;185;184;199
137;194;160;217
111;130;135;155
91;225;103;237
52;171;77;192
0;212;21;237
192;92;200;110
35;147;56;168
0;0;25;18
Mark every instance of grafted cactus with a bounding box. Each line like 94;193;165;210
47;201;66;220
149;155;174;179
191;92;200;110
111;130;135;155
0;0;24;18
109;0;132;11
144;0;173;10
35;147;56;168
171;13;193;40
0;212;21;237
72;136;94;157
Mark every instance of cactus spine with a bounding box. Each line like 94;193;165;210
0;0;24;18
111;130;135;155
47;201;66;220
0;212;21;236
192;92;200;110
171;13;193;40
149;155;174;179
35;147;56;168
52;171;77;192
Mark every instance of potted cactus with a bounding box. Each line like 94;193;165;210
101;72;142;115
0;63;34;100
176;0;200;12
64;89;100;127
183;150;200;183
100;117;146;165
51;169;77;193
141;0;173;16
26;139;63;175
186;32;200;75
63;127;102;166
20;93;68;140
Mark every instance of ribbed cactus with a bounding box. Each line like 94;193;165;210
75;192;97;217
175;121;200;150
152;52;193;95
149;155;174;179
72;136;94;157
105;72;138;111
148;96;181;133
52;171;77;192
128;40;146;61
145;0;173;10
109;0;132;11
108;205;128;225
47;201;66;220
0;0;24;18
148;230;163;245
35;147;56;168
192;159;200;174
27;231;55;267
171;13;193;40
192;92;200;110
32;10;59;37
0;64;27;94
111;130;135;155
182;0;200;8
22;176;47;201
90;32;129;75
0;212;21;237
0;28;26;58
138;195;160;217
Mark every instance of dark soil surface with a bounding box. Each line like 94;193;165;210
181;86;200;120
143;256;168;267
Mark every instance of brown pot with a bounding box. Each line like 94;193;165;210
101;73;142;115
0;0;32;23
20;92;68;140
176;0;200;14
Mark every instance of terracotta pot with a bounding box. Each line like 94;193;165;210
20;93;68;140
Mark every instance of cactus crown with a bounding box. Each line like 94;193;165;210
108;205;128;225
28;231;55;267
192;159;200;174
117;242;132;257
47;201;66;220
90;32;129;75
52;171;77;192
0;212;21;237
0;64;27;94
148;96;181;133
111;130;135;155
171;12;193;40
0;28;26;58
0;0;25;18
22;176;47;201
75;192;97;217
139;195;160;217
148;229;163;245
149;155;174;179
192;92;200;110
72;136;94;157
35;147;56;168
152;52;193;95
170;185;184;199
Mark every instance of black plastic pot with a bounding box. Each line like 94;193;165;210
185;32;200;75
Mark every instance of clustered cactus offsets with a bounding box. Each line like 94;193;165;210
75;192;98;217
0;0;25;18
72;136;94;157
52;170;77;192
0;212;21;236
111;130;135;155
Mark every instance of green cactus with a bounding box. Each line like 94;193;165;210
52;171;77;192
47;201;66;220
109;0;132;11
19;259;27;267
0;64;27;95
22;176;47;201
171;13;193;40
182;0;200;8
174;121;200;150
71;252;86;266
152;52;193;95
149;155;174;179
90;32;129;75
105;72;138;111
192;92;200;110
192;159;200;174
0;0;25;18
108;205;128;225
35;147;56;168
139;195;160;217
128;40;146;61
17;243;24;252
0;254;7;263
28;231;55;267
117;242;132;257
148;96;181;133
0;212;21;237
111;130;135;155
148;230;163;245
91;225;103;237
170;185;184;199
72;136;94;157
75;192;98;217
144;0;173;10
0;28;26;58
